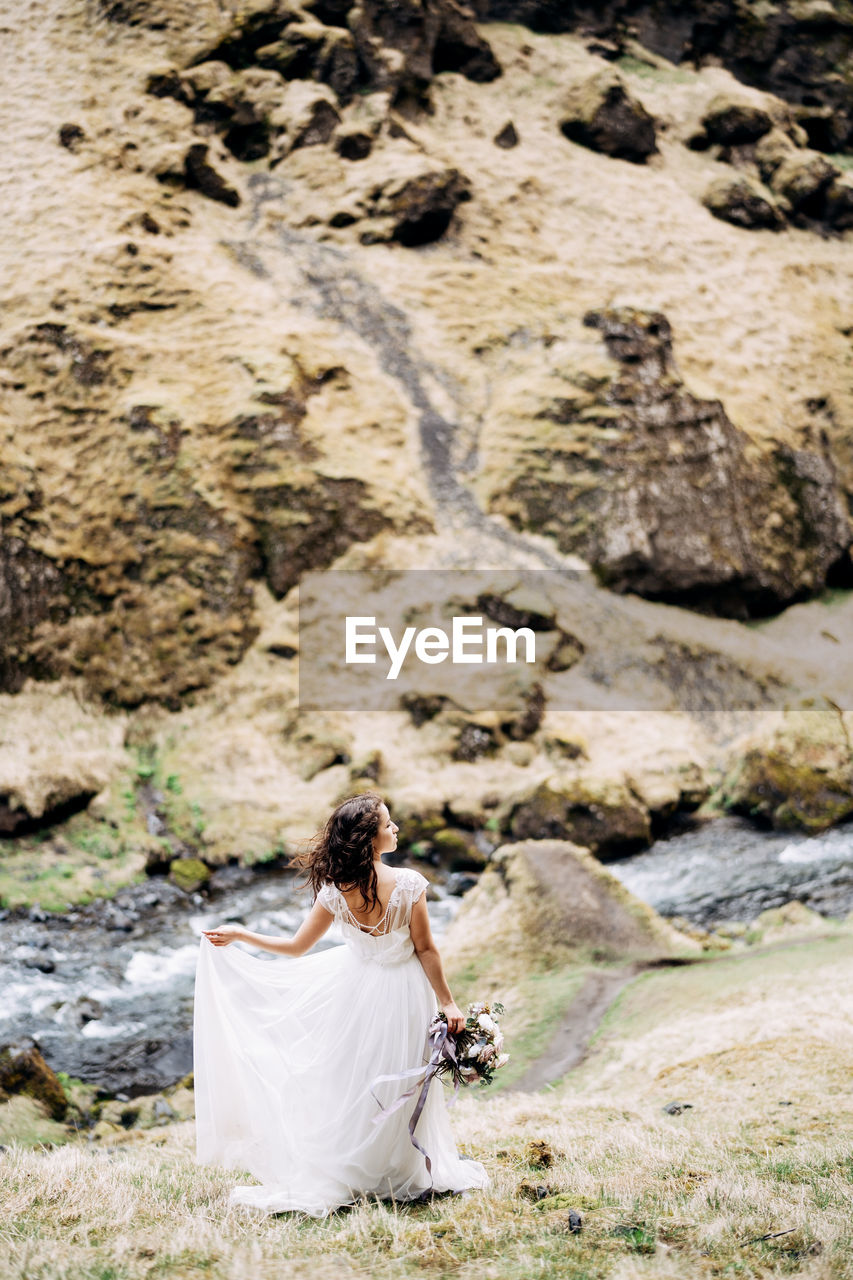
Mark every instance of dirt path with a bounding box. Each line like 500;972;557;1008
507;931;847;1093
506;964;643;1093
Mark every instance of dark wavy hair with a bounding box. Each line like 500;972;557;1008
289;791;385;912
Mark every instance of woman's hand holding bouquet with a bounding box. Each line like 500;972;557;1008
432;1000;509;1087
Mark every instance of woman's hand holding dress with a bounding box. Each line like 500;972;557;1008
202;924;245;947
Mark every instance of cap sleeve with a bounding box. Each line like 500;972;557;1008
407;869;429;904
316;883;338;915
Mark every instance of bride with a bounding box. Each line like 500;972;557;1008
193;791;489;1216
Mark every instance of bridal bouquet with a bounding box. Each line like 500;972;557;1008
433;1000;509;1087
371;999;508;1187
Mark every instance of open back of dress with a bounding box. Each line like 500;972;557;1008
193;867;488;1215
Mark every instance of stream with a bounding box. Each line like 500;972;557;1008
608;813;853;927
3;817;853;1098
0;861;463;1098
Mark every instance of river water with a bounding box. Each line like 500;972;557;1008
0;862;462;1097
3;816;852;1095
608;813;853;926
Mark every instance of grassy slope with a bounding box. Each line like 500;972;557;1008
4;926;853;1279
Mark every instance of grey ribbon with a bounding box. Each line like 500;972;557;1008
370;1018;461;1193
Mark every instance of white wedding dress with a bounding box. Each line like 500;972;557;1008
193;867;489;1216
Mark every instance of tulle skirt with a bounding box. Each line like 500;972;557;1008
193;935;489;1215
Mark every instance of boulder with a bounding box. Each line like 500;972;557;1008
628;762;710;829
442;839;694;969
256;21;360;103
700;93;774;146
0;775;100;836
335;125;373;159
825;175;853;230
559;68;658;164
702;174;786;230
751;899;828;943
182;0;500;114
769;150;839;218
147;64;283;163
754;126;799;183
348;0;501;106
505;774;651;860
96;1086;193;1129
430;827;486;871
268;80;342;159
183;143;242;205
720;706;853;833
0;1039;67;1121
431;0;503;83
358;163;472;245
58;123;86;151
201;65;287;125
168;857;211;892
0;688;126;832
485;307;852;618
494;120;519;148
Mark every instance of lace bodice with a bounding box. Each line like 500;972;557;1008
316;868;429;965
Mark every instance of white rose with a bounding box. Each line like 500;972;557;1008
495;1052;509;1068
477;1013;498;1036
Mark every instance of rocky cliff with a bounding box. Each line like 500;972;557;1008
1;0;852;903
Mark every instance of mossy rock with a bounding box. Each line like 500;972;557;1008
769;150;838;214
534;1191;582;1213
348;750;383;786
256;23;360;104
164;1085;196;1120
393;805;445;851
444;839;694;969
431;827;487;871
559;68;658;164
825;175;853;229
0;1095;71;1148
702;174;786;230
98;1091;183;1129
701;93;773;145
506;775;651;860
755;127;799;182
0;1040;67;1121
754;900;827;938
90;1119;125;1141
721;708;853;832
487;306;848;619
168;856;211;892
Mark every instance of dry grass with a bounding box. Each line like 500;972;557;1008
4;928;853;1279
3;1094;850;1279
